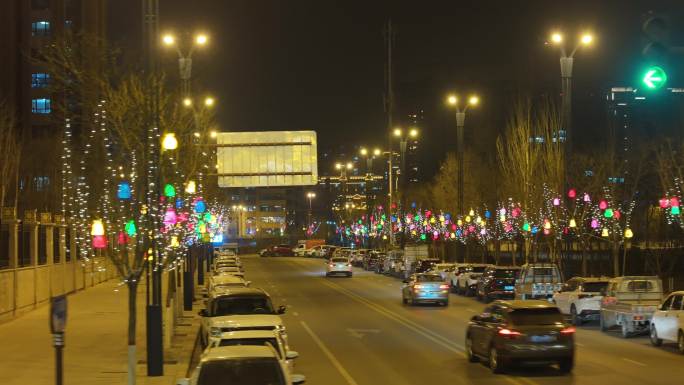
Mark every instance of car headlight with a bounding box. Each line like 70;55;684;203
210;327;222;337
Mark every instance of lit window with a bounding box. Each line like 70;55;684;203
32;98;51;114
32;73;50;88
34;176;50;191
31;21;50;36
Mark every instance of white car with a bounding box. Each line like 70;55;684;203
326;257;352;277
650;290;684;353
207;274;250;293
212;266;244;279
430;263;456;281
456;264;492;296
209;329;299;373
552;277;609;325
199;288;287;347
177;345;306;385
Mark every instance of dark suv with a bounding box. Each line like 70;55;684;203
465;300;575;374
476;266;521;303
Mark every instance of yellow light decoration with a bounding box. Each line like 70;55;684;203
465;215;472;223
450;232;456;239
91;219;104;236
382;235;388;240
468;209;475;216
624;228;634;239
162;133;178;150
185;180;197;194
475;216;482;224
457;219;463;226
569;218;577;228
601;228;609;237
423;220;428;226
170;236;180;248
543;220;551;230
411;230;417;236
430;217;436;224
499;214;506;222
439;215;445;222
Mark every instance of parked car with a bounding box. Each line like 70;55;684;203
177;345;306;385
326;257;353;277
476;266;521;303
600;276;663;338
552;277;610;325
260;245;295;257
374;254;387;274
514;263;563;300
650;290;684;353
446;264;470;292
430;263;456;281
401;273;450;306
207;274;250;294
349;249;368;266
465;300;575;374
199;287;287;347
209;329;300;374
363;252;381;271
414;258;441;274
212;266;245;279
456;264;493;296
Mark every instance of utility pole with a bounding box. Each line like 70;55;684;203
384;19;395;248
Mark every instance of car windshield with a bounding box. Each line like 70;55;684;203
509;308;563;325
332;258;348;263
212;296;275;316
626;280;655;291
470;266;487;273
583;282;609;293
493;269;519;278
214;283;245;289
198;358;285;385
218;338;281;357
416;275;443;282
531;267;554;276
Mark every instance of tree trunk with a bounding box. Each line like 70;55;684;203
612;242;620;277
127;280;138;385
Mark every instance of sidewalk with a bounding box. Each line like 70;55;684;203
0;279;200;385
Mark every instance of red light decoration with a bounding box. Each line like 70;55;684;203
599;200;608;210
568;188;577;199
659;198;669;208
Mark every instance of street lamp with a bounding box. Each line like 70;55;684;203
161;31;209;96
306;192;316;231
393;128;418;247
359;146;382;248
548;30;594;186
446;93;479;216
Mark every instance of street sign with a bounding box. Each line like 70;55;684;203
50;295;67;334
642;66;667;89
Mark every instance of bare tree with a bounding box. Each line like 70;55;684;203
0;101;21;207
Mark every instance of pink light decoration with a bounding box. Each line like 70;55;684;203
92;235;107;249
512;207;521;218
504;223;513;232
499;208;506;216
552;198;561;206
672;197;680;207
583;193;591;203
480;228;487;235
590;219;599;229
163;207;177;226
614;210;621;219
659;198;669;208
568;188;577;199
543;228;550;235
117;232;129;245
599;200;608;210
426;210;432;218
468;225;475;232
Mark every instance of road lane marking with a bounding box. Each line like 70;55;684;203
575;342;584;347
622;358;647;367
300;321;359;385
346;328;381;338
465;308;477;313
293;311;299;316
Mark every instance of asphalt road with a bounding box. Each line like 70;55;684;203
239;256;684;385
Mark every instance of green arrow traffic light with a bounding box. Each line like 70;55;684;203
642;66;667;89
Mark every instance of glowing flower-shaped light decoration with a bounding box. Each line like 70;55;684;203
624;228;634;239
583;193;591;203
117;182;132;200
194;199;206;214
164;184;176;198
599;200;608;210
590;218;599;229
659;198;669;208
163;207;178;226
91;219;105;236
125;219;137;236
552;198;560;206
568;188;577;199
601;228;609;237
569;218;577;228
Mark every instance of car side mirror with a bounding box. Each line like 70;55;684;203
292;374;306;384
198;309;209;317
278;305;287;314
286;350;300;360
176;378;190;385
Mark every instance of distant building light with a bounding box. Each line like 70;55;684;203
31;21;50;36
31;73;50;88
617;103;627;106
585;170;594;177
634;96;646;100
31;98;51;114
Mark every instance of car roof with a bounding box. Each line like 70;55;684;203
202;345;279;362
490;265;521;270
212;287;268;297
219;330;282;339
494;300;557;310
569;276;610;282
212;275;246;284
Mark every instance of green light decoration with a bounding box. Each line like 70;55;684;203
420;233;427;241
522;222;531;232
381;214;386;220
164;184;176;198
414;215;420;221
124;220;137;236
642;66;667;89
203;212;212;222
358;220;362;225
672;206;681;215
604;208;614;218
377;224;382;230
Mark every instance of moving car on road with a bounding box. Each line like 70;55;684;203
514;263;563;300
552;277;609;325
465;300;575;374
600;276;663;338
402;273;450;306
476;266;521;303
650;290;684;353
260;245;295;257
456;264;492;296
199;287;287;347
326;257;353;277
363;251;381;271
177;345;306;385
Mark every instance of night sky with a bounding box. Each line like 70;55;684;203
109;0;684;178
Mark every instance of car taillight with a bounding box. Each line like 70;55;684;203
439;284;449;290
498;328;522;338
560;326;576;335
413;284;424;289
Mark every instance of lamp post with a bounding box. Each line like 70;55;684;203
392;129;418;247
446;94;479;216
183;96;216;192
306;192;316;232
162;32;209;97
548;31;593;187
360;147;381;248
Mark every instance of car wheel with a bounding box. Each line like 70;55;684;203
650;324;662;346
621;322;631;338
465;335;479;363
678;331;684;354
489;346;504;374
570;305;582;326
476;292;482;301
558;357;574;373
348;273;353;278
450;282;457;293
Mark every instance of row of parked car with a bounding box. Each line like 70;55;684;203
177;248;306;385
